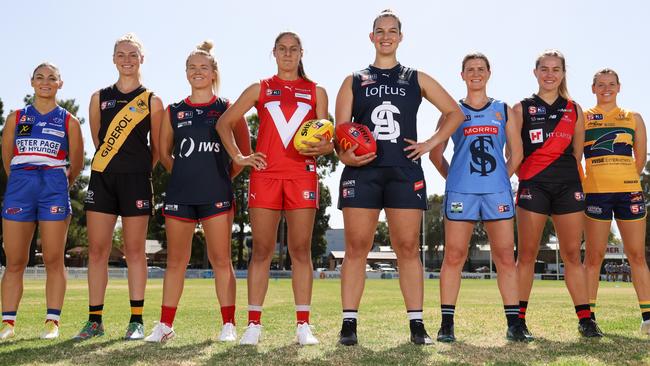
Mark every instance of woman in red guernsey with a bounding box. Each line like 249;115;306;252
514;50;602;339
144;41;250;343
217;31;331;345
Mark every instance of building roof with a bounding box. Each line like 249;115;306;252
330;251;397;260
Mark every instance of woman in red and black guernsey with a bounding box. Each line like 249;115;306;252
217;31;331;346
514;49;601;339
144;41;250;343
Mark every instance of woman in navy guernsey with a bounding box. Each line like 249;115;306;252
0;63;84;340
514;50;602;339
335;9;464;346
429;53;526;342
217;32;331;346
145;41;250;343
76;33;164;341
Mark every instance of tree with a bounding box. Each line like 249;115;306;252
424;194;445;270
374;221;390;247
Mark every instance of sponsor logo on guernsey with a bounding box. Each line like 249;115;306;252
519;188;532;200
464;125;498;136
574;192;585;201
587;205;602;215
360;72;377;86
587;114;603;121
464;115;472;121
557;108;573;113
177;111;193;120
495;111;503;121
414;180;424;191
101;100;117;110
365;85;406;98
36;122;47;127
207;110;220;117
50;206;65;214
215;201;231;208
5;207;23;215
450;202;463;213
178;121;192;128
196;109;204;115
342;188;355;198
630;204;644;214
342;180;355;187
136;200;150;209
15;139;60;157
498;204;510;213
302;191;316;200
529;129;544;143
295;93;311;100
546;131;572;140
20;115;35;123
306;163;315;172
42;128;65;138
164;204;178;211
266;89;281;96
528;106;546;115
17;124;33;136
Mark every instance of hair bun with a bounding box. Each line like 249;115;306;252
197;40;214;53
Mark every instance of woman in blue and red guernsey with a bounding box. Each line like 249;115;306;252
217;31;331;346
144;41;250;343
0;63;84;340
514;49;601;339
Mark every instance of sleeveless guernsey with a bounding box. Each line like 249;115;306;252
12;105;70;169
446;99;510;194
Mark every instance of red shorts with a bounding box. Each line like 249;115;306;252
248;176;318;210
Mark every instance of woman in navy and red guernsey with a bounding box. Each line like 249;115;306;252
0;63;83;340
217;31;331;346
144;41;250;343
514;49;601;339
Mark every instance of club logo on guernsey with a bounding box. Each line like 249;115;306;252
371;101;401;143
264;101;312;148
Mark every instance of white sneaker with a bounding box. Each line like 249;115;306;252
296;322;319;345
0;323;15;340
219;322;237;342
641;319;650;335
239;324;262;345
144;322;175;343
40;320;59;339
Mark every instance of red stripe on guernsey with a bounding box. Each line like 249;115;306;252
64;112;71;134
13;110;22;156
519;101;576;180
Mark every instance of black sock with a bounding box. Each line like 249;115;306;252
504;305;520;327
89;304;104;324
575;304;591;325
441;304;455;326
129;299;144;324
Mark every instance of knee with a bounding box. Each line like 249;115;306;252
42;253;65;270
209;254;232;270
4;257;28;274
344;240;371;260
625;250;647;266
517;249;538;264
443;248;468;267
123;245;146;262
560;249;582;266
88;244;111;262
394;240;421;260
251;243;274;262
166;255;189;271
585;250;605;267
289;245;312;265
492;248;516;268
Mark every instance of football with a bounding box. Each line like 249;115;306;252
335;122;377;156
293;119;334;150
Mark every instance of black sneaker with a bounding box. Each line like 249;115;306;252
506;324;530;342
436;324;455;343
520;321;534;341
578;319;604;338
410;320;433;345
338;319;358;346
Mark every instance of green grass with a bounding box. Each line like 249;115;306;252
0;278;648;365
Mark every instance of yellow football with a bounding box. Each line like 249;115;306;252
293;119;334;150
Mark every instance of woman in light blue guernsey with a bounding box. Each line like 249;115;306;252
430;53;526;342
0;62;84;340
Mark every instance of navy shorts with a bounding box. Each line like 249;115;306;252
585;192;646;221
2;167;71;222
338;165;428;210
162;202;232;222
516;180;585;215
85;171;153;217
444;190;514;221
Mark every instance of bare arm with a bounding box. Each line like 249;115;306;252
299;85;334;157
334;75;376;167
633;112;647;174
572;104;585;177
149;95;164;169
66;115;84;187
404;71;464;160
216;83;266;170
505;105;523;177
88;91;101;149
1;111;17;176
428;115;449;179
230;116;251;179
158;107;174;173
512;102;524;177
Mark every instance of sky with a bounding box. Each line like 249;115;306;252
1;0;648;229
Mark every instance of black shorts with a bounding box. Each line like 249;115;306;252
162;202;233;222
516;180;585;215
84;171;153;217
585;192;646;221
338;165;428;210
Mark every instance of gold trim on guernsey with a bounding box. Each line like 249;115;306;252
91;90;152;172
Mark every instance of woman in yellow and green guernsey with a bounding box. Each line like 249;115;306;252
582;68;650;334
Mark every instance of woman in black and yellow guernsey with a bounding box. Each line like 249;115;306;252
74;33;164;341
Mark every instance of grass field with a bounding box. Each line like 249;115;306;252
0;278;648;365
